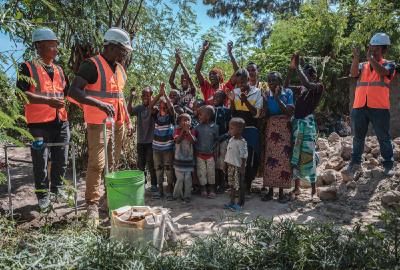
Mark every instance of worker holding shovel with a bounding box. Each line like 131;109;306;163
17;28;70;212
69;27;133;224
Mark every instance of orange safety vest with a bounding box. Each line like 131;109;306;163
24;61;68;124
353;59;393;109
83;55;129;125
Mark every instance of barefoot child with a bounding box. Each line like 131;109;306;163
173;113;197;202
224;118;247;211
150;83;175;200
195;105;219;198
127;87;157;192
213;90;231;193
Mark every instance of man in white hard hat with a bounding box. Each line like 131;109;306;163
347;32;396;176
16;28;70;211
69;27;133;223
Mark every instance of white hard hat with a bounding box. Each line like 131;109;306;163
104;27;133;51
32;28;58;43
370;33;391;46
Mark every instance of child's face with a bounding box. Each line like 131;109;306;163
247;64;258;81
169;91;180;105
198;109;210;124
229;122;242;137
141;90;152;106
236;76;249;93
159;100;167;113
179;115;191;128
193;102;201;117
180;74;189;90
213;92;225;107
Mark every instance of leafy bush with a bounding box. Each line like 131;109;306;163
1;210;400;269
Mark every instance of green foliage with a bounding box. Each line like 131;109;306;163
1;211;400;269
249;0;400;115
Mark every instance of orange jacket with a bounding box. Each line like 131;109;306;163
24;61;68;124
83;55;129;125
353;59;394;109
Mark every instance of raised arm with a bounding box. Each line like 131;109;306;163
195;41;210;86
169;53;179;90
179;54;196;96
149;86;163;111
227;41;240;72
127;87;136;115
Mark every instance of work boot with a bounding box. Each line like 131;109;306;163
52;187;70;204
37;194;51;213
383;167;395;177
86;204;99;227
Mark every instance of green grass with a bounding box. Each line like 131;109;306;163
1;210;400;269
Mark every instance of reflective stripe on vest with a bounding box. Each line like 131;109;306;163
83;55;127;124
24;61;68;124
353;60;392;109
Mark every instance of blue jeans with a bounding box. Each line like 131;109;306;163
350;108;393;169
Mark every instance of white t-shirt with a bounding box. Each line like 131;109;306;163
224;137;248;168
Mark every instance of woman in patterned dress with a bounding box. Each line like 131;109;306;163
261;72;295;203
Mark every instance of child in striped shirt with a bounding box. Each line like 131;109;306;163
150;83;175;200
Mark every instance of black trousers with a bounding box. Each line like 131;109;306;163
29;121;70;199
245;147;260;193
137;143;157;187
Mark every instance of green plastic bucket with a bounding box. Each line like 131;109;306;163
105;170;145;213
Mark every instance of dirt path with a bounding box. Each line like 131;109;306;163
0;146;395;237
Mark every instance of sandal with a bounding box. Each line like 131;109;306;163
208;192;216;199
166;193;174;201
261;193;273;201
278;194;291;204
152;192;162;199
230;204;241;212
201;191;208;198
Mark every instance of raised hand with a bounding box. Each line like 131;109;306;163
352;47;360;59
130;87;136;97
202;40;210;51
159;82;166;96
175;48;182;65
290;54;297;70
227;41;233;54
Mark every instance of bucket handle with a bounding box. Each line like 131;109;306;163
108;182;144;198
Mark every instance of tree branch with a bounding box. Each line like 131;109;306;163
115;0;130;27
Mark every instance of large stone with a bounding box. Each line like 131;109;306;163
393;146;400;161
317;138;330;151
319;169;341;186
347;181;357;190
371;147;380;158
328;132;341;144
381;190;400;208
325;156;345;171
317;186;338;201
317;151;329;159
365;158;380;170
341;171;353;183
393;137;400;146
341;141;352;161
371;168;384;179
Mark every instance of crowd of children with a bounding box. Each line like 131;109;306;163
128;44;324;212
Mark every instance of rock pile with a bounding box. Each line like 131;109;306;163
315;133;400;206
